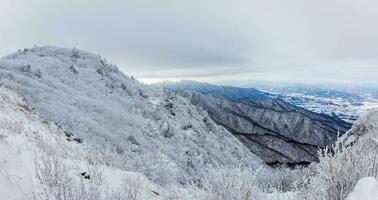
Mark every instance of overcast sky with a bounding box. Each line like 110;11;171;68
1;0;377;85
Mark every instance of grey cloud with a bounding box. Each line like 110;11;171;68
0;0;377;84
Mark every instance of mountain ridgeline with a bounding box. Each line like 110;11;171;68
160;81;353;165
0;47;264;183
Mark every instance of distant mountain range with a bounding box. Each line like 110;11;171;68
161;80;271;100
159;80;352;165
214;81;378;123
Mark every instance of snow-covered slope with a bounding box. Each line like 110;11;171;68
0;46;262;186
0;88;167;200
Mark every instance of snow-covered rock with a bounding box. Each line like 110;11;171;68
347;177;378;200
344;108;378;145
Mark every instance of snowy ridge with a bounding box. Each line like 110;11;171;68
160;80;351;165
0;46;263;186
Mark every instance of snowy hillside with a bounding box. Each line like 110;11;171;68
0;86;301;200
0;46;263;185
0;88;166;200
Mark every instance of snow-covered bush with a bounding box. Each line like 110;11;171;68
83;140;128;168
110;176;146;200
186;166;266;200
34;153;66;193
33;135;159;200
300;137;378;200
34;152;106;200
256;166;303;193
130;152;179;187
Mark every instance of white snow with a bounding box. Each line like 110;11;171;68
347;177;378;200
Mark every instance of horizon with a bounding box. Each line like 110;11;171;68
1;45;378;88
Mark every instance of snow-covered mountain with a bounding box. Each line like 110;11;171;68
160;81;352;165
2;46;376;200
0;46;264;197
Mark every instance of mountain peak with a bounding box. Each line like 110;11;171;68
0;46;263;183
